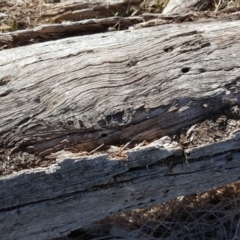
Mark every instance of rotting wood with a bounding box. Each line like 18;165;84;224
1;136;240;239
1;18;240;157
0;16;143;49
0;0;151;37
1;10;240;50
1;16;240;239
42;0;144;22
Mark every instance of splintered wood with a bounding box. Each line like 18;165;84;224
0;14;240;240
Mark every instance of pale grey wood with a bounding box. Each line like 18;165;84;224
162;0;210;15
1;19;240;155
185;131;240;160
43;0;143;22
0;138;182;209
0;16;143;49
1;18;240;239
0;138;240;239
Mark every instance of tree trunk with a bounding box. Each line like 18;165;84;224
1;16;240;239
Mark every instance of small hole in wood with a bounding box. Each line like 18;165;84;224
67;120;74;125
33;97;40;103
225;155;232;162
0;89;11;97
0;76;10;86
182;67;190;73
112;111;124;123
199;68;206;73
105;115;111;124
18;117;31;125
163;46;173;53
98;120;106;127
101;133;108;137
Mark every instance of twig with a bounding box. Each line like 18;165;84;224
120;141;131;151
88;143;104;155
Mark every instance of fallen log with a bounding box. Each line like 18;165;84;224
1;10;238;50
1;16;240;239
0;0;154;36
0;16;146;49
43;0;144;22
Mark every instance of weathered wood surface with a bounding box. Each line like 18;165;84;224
1;17;240;239
1;18;240;155
1;134;240;240
43;0;144;22
1;9;239;50
0;16;143;49
162;0;210;15
0;0;154;49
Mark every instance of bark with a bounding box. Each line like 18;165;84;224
0;16;240;239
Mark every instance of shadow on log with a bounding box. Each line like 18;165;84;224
0;16;240;239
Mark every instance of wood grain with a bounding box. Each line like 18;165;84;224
1;136;240;239
1;17;240;239
1;19;240;154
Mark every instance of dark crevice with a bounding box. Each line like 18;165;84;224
163;46;174;53
1;102;240;176
0;89;12;97
182;67;190;73
185;150;240;164
17;117;31;126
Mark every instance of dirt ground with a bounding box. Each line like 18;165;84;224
0;0;46;32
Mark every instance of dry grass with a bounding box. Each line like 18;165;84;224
117;182;240;239
64;182;240;239
214;0;240;12
0;0;46;32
